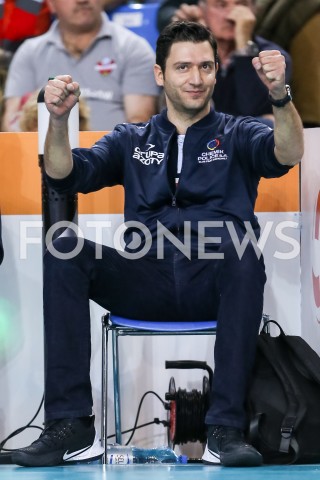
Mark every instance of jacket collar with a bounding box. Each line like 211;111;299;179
156;108;221;133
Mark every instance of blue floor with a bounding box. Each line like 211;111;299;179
2;464;320;480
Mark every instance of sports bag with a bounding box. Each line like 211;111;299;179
246;319;320;464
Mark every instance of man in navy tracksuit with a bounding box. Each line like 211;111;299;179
12;21;303;467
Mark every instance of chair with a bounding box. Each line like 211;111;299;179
109;3;160;51
101;312;217;460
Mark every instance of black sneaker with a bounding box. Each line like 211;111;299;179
202;425;262;467
11;416;104;467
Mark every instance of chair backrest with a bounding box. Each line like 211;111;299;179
109;3;160;51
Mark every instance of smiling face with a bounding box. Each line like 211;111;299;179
47;0;103;33
154;41;217;119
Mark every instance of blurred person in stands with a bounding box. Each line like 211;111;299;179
0;47;10;128
0;0;51;130
19;89;91;131
254;0;320;127
2;0;159;132
0;0;51;53
157;0;291;126
157;0;194;32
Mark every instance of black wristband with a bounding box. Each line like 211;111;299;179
269;85;292;108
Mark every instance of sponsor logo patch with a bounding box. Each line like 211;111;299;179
133;144;164;165
198;138;228;163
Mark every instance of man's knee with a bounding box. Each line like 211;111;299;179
219;240;266;282
44;236;82;265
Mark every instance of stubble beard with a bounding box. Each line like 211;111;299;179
168;89;213;118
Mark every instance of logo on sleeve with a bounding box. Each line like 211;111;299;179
198;138;228;163
133;144;164;165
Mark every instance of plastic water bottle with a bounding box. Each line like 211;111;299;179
106;445;188;465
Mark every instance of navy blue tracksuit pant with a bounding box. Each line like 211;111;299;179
43;224;266;431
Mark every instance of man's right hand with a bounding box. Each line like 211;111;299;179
44;75;81;120
227;5;256;50
171;3;205;25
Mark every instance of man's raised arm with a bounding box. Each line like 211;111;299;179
252;50;304;167
44;75;81;179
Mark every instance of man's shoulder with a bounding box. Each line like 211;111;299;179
110;114;167;141
115;115;158;132
13;22;57;54
221;115;274;142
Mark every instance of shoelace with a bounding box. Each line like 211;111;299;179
210;426;225;450
210;426;246;450
38;422;75;447
211;426;224;439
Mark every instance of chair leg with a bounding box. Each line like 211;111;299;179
101;313;109;463
112;329;122;444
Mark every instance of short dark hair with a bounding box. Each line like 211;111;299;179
156;21;218;72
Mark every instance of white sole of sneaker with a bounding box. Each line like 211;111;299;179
202;444;220;465
63;436;104;463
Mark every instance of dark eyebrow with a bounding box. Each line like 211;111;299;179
173;61;191;67
200;60;216;66
172;60;215;67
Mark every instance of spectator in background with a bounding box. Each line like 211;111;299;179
0;0;51;131
0;47;10;127
2;0;159;132
255;0;320;127
19;89;91;131
0;0;51;53
157;0;194;32
157;0;291;125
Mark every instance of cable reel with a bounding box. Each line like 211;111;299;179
164;360;213;447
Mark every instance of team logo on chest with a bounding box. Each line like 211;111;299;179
133;144;164;165
198;138;228;163
95;57;117;76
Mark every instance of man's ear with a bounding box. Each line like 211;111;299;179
154;64;164;87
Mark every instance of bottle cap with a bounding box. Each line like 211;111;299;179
179;455;188;464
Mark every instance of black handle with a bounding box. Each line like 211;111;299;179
165;360;213;387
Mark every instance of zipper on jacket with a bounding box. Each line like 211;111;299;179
171;195;181;239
